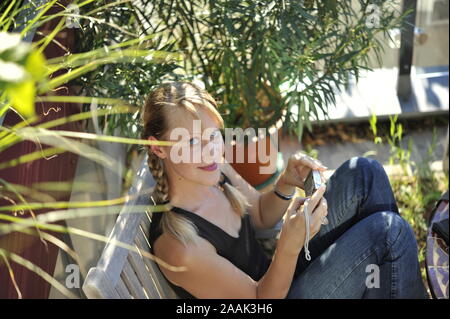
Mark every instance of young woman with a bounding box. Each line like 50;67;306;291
142;81;428;299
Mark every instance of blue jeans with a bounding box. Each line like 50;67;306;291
286;157;428;299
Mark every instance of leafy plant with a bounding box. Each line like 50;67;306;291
70;0;183;143
0;0;183;299
145;0;408;141
370;113;413;174
0;32;46;119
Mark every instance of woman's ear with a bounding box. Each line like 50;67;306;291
148;136;168;159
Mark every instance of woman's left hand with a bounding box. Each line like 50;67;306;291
277;151;328;192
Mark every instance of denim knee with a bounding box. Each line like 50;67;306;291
335;156;382;184
367;211;416;254
344;156;385;176
385;211;416;250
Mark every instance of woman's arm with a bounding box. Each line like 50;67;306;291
154;192;326;299
222;152;328;229
154;190;327;299
221;161;295;229
154;231;301;299
259;179;296;229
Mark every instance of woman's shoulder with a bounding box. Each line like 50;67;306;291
153;229;217;269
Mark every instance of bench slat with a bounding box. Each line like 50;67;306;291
128;247;161;299
135;227;178;299
83;267;120;299
122;260;147;299
140;211;151;233
116;276;132;299
134;228;166;297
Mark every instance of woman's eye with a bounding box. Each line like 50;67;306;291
189;137;200;145
211;130;222;141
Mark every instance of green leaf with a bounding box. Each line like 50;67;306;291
369;113;377;136
25;50;46;81
6;79;35;118
336;50;362;63
397;123;403;140
389;115;396;137
297;8;316;22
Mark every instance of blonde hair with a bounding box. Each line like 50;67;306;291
141;81;250;246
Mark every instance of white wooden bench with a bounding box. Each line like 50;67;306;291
82;154;178;299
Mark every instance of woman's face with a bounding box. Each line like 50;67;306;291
151;106;224;187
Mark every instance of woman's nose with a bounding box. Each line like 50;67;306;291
201;140;223;158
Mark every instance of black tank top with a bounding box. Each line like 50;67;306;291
147;173;271;299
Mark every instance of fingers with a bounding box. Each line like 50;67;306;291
286;195;306;218
304;184;326;214
316;163;328;172
301;185;326;237
307;197;328;236
298;166;311;183
322;197;328;217
313;197;328;217
294;152;328;171
320;171;327;185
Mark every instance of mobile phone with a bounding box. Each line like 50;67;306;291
304;170;322;197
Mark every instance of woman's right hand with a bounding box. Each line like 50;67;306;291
278;184;328;256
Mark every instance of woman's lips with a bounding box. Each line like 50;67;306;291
198;163;218;171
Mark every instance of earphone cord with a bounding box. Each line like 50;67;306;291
303;200;312;261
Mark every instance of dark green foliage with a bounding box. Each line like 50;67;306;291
73;0;406;141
